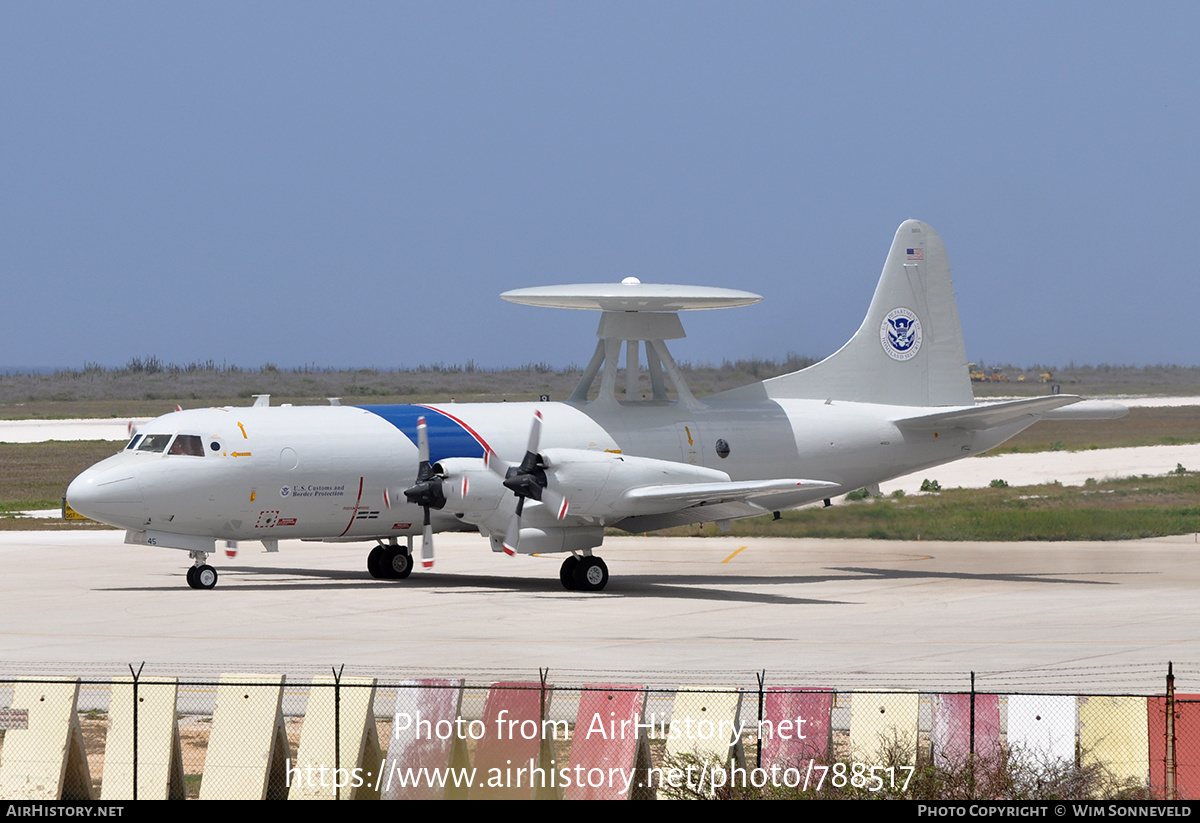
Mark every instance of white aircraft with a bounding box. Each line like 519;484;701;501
67;220;1124;592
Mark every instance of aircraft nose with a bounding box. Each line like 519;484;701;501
67;462;147;528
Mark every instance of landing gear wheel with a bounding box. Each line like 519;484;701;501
573;556;608;592
194;564;218;589
382;546;413;579
186;566;198;589
367;546;385;579
559;556;579;591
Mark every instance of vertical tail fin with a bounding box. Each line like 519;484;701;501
718;220;974;407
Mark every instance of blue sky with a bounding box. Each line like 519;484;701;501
2;3;1197;371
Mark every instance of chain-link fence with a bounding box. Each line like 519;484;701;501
0;666;1195;800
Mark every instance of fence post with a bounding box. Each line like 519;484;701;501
969;670;976;801
128;661;145;801
332;664;344;801
1166;661;1176;801
755;670;765;770
539;667;549;727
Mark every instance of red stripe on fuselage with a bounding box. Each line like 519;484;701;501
339;476;365;537
419;405;495;454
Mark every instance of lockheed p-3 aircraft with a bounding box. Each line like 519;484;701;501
67;220;1124;591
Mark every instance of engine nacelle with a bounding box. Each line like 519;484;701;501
488;526;604;555
434;458;508;518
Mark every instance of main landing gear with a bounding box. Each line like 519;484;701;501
368;539;414;580
559;554;608;592
364;539;607;590
186;552;218;589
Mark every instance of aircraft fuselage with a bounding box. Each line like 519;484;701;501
68;396;1004;546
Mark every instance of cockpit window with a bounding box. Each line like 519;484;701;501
136;434;174;453
168;435;205;457
125;434;143;450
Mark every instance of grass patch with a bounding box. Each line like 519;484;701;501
646;472;1200;542
0;441;122;509
992;406;1200;453
0;499;63;512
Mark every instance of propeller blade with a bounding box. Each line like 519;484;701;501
484;449;510;478
502;497;525;556
541;487;569;520
502;517;520;556
416;416;431;475
449;473;473;506
525;410;543;455
421;507;434;569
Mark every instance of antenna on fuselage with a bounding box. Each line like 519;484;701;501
500;279;761;409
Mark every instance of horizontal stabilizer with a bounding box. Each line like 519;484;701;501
625;477;839;507
894;395;1082;431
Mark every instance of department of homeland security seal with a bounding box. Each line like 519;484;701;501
880;307;922;361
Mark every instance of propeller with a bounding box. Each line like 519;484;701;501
401;416;444;569
488;411;569;555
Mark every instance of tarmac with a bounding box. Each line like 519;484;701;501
1;529;1197;692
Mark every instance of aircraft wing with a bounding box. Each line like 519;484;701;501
893;395;1085;431
612;477;839;533
614;502;771;533
623;477;839;506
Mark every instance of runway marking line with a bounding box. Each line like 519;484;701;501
721;545;748;563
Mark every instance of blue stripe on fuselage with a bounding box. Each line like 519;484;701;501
358;405;486;464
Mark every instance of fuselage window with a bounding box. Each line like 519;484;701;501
168;435;206;457
136;434;174;453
